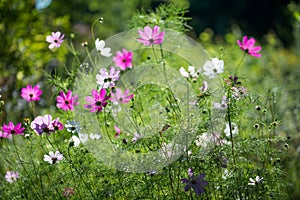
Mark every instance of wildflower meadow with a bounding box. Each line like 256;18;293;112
1;1;300;199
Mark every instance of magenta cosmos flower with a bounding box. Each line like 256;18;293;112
84;89;110;113
113;49;133;70
237;36;262;58
46;31;64;49
21;84;42;102
56;90;78;111
31;114;63;135
2;122;25;136
137;25;165;46
110;88;134;104
0;130;12;138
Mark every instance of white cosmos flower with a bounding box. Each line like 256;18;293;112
179;66;201;79
43;151;64;164
224;122;239;137
248;176;263;186
90;133;101;140
70;135;81;147
203;58;224;79
95;38;112;57
65;120;81;134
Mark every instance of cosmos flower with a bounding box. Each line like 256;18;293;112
199;81;208;93
181;168;208;196
21;84;42;102
110;88;134;104
65;120;81;134
248;176;263;186
2;122;25;136
113;49;133;70
84;89;110;113
179;66;201;79
89;133;101;140
214;96;228;110
137;25;165;46
0;130;12;138
52;118;64;131
63;187;75;198
96;67;120;89
203;58;224;79
5;171;20;183
224;122;239;137
132;133;143;143
31;114;62;135
46;31;64;49
237;36;262;58
43;150;64;164
114;125;121;138
56;90;78;111
69;135;81;147
95;38;112;57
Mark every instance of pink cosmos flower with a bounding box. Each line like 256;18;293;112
31;114;62;135
110;88;134;104
46;31;64;49
0;130;12;138
114;125;121;138
237;36;262;58
84;89;110;113
52;118;64;131
137;25;165;46
2;122;25;136
56;90;78;111
96;67;120;89
5;171;20;183
21;84;42;102
113;49;133;70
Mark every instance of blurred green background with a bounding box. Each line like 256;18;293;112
0;0;299;198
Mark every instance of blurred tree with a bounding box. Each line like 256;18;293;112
186;0;294;46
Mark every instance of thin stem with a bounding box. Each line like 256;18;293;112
30;101;36;118
69;38;81;65
85;46;96;69
91;18;99;42
65;147;97;199
12;135;43;198
226;89;236;165
234;52;246;75
160;44;168;82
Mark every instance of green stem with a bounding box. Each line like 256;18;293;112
234;52;246;75
69;38;81;65
85;46;96;69
65;147;97;199
12;135;43;198
226;89;236;165
30;101;36;118
91;18;99;42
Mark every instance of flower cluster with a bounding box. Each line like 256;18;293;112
31;114;64;135
1;22;270;199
